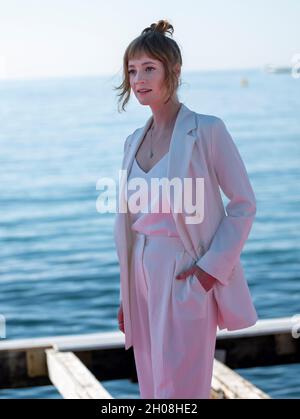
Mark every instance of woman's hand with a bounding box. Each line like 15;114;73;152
176;264;217;292
117;303;125;334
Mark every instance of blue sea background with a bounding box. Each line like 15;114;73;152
0;68;299;399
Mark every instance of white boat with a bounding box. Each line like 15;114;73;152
264;64;292;74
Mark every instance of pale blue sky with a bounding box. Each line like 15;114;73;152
0;0;299;79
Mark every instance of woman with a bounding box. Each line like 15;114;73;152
113;19;257;399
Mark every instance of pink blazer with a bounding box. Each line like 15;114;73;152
114;102;258;350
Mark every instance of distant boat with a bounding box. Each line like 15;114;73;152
240;78;249;87
264;64;292;74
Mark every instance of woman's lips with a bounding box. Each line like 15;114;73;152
138;90;152;95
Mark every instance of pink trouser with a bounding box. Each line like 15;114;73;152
130;231;218;399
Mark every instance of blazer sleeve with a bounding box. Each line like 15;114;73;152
195;117;257;286
117;133;132;304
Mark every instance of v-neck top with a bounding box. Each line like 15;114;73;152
127;151;179;237
134;152;168;175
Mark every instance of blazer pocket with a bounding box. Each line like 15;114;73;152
173;269;209;320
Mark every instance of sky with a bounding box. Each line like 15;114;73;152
0;0;299;80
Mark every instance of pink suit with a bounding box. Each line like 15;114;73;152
113;102;258;398
127;154;218;398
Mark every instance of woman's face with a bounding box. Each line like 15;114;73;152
128;54;169;105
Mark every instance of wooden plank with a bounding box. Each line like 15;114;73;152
0;316;299;389
211;359;271;399
0;317;297;352
217;315;300;339
46;349;113;399
0;344;135;389
0;331;122;352
0;317;297;353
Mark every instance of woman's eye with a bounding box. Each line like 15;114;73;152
128;67;155;75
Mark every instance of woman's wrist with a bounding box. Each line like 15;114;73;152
194;266;217;291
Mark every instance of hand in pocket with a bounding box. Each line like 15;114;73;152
176;264;217;292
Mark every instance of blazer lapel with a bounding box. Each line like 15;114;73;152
116;103;198;259
122;102;197;206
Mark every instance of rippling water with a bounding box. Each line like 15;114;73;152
0;69;299;398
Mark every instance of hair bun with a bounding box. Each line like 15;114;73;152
142;19;174;37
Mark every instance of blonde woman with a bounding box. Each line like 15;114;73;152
113;19;257;399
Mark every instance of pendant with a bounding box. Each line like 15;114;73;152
150;150;154;158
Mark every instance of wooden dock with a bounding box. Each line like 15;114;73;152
1;316;299;399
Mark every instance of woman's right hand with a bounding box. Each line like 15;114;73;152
117;303;125;333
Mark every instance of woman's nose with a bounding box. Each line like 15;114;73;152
135;75;143;83
134;72;146;82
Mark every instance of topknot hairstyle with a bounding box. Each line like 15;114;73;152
114;19;183;112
